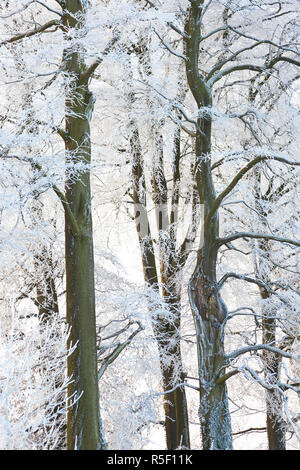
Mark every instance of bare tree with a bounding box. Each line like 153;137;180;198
0;0;116;449
148;0;300;449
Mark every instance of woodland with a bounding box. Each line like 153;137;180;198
0;0;299;450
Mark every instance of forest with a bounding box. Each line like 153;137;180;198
0;0;299;451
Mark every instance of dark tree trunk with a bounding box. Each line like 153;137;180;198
261;289;286;450
189;246;232;450
153;292;190;449
254;175;286;450
62;1;104;450
129;110;190;449
185;1;233;449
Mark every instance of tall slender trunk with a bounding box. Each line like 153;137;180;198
129;106;190;448
253;166;286;450
256;240;286;449
188;215;232;449
185;1;233;449
156;290;190;449
62;1;104;450
262;300;286;450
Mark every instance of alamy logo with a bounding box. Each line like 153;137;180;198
133;203;205;250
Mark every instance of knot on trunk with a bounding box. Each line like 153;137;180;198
192;277;227;323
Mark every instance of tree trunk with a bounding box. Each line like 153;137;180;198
185;1;233;449
189;260;232;450
261;288;286;450
154;294;190;449
263;319;286;449
253;171;286;450
63;1;104;450
130;113;190;449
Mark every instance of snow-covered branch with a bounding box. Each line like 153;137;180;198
0;19;61;46
217;232;300;248
206;154;300;226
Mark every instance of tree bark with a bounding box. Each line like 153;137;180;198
129;104;190;449
154;293;190;450
256;238;286;450
262;309;286;450
251;96;287;448
185;1;233;449
62;1;104;450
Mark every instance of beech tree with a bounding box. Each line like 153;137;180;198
127;0;300;449
237;68;300;449
92;0;300;449
179;0;300;449
0;0;112;449
125;40;192;449
0;0;167;450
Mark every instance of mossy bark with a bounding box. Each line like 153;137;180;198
185;1;233;449
62;1;104;450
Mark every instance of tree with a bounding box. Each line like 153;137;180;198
61;0;104;450
184;0;299;449
0;0;114;449
125;39;192;449
240;71;300;449
81;1;195;448
147;0;300;449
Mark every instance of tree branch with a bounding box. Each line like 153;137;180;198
167;22;190;39
79;35;119;84
205;154;300;225
154;29;188;61
52;185;81;236
215;369;240;384
206;39;298;83
227;344;295;361
34;0;63;17
98;323;143;380
22;157;81;237
208;56;300;86
233;427;266;436
217;232;300;248
0;19;61;46
217;272;298;294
